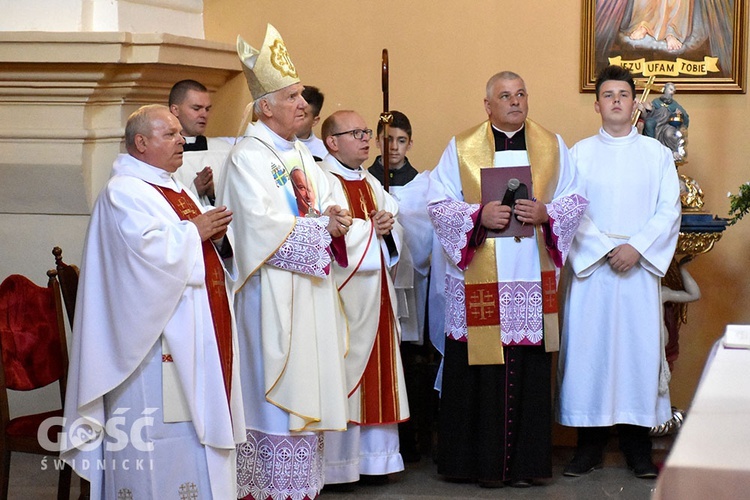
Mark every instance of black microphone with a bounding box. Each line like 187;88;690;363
501;178;529;222
513;182;529;221
514;182;528;202
501;178;521;206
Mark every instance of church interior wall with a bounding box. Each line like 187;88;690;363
0;0;747;419
203;0;750;410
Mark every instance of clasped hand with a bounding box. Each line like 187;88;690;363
481;199;549;230
190;205;232;241
513;199;549;225
370;210;394;235
480;201;512;230
607;243;640;273
194;166;215;199
324;205;352;237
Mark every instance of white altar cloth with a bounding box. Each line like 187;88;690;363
653;326;750;500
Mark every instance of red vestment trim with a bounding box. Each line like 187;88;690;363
334;175;401;424
465;282;501;327
151;184;234;405
541;270;558;314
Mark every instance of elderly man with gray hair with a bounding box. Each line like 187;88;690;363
216;24;352;500
61;104;244;499
400;71;587;488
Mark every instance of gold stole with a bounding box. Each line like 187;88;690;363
333;174;402;424
152;184;234;403
456;119;560;365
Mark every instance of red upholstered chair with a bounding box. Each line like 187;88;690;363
0;271;72;500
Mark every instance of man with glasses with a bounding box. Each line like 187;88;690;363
416;71;587;488
318;110;410;489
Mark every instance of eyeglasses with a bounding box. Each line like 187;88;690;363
331;128;373;141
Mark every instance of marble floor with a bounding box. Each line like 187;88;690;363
7;439;670;500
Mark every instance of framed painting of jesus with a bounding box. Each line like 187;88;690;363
581;0;747;92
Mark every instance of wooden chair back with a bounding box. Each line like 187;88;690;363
52;247;79;328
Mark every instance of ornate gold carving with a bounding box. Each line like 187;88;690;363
676;231;723;256
679;173;704;210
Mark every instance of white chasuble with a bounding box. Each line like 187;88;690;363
217;120;349;433
61;154;245;500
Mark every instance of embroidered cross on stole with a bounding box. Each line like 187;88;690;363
334;174;402;424
456;119;561;365
151;184;234;403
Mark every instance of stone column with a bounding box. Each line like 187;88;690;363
0;1;240;417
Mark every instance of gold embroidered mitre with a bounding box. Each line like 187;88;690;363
237;24;300;100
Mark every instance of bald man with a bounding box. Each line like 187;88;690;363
319;110;409;487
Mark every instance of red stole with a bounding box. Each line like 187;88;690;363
334;175;401;425
151;184;233;404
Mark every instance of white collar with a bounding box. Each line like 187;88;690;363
324;154;366;181
492;123;525;138
112;154;181;191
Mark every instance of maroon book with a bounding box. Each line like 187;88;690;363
481;165;534;238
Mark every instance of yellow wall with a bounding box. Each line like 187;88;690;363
203;0;750;409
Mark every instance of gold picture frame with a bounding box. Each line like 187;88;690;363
581;0;748;92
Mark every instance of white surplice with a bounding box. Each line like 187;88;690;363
61;154;246;500
173;136;234;205
557;127;681;428
298;132;327;159
427;130;584;350
392;171;448;373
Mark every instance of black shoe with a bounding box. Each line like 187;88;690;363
358;474;390;486
322;482;358;493
507;478;533;488
628;456;659;479
401;450;422;463
563;451;603;477
478;479;504;488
